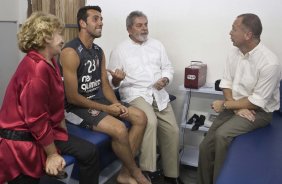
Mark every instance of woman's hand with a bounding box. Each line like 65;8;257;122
45;153;66;176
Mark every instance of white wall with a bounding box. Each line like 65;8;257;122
0;0;18;21
0;0;27;105
0;0;27;22
86;0;282;124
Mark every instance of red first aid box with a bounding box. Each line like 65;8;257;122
184;61;207;89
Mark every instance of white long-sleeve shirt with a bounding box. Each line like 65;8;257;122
108;37;174;111
220;43;281;112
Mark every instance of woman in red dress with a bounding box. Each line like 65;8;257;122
0;12;99;184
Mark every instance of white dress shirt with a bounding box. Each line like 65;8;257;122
220;43;281;112
108;37;174;111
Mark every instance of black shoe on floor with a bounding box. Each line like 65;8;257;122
191;115;205;131
187;114;199;124
143;170;163;183
164;176;184;184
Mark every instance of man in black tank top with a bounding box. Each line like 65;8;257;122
59;6;150;184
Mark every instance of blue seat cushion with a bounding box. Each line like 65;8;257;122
66;120;130;180
280;80;282;113
62;154;76;167
67;122;117;168
217;111;282;184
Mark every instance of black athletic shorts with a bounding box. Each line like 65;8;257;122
65;97;129;129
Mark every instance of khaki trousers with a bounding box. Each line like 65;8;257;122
197;109;272;184
129;97;180;177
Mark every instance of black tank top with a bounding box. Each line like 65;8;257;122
61;38;104;110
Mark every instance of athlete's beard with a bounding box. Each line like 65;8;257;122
89;32;102;39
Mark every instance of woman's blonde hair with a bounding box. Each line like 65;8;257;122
17;12;64;53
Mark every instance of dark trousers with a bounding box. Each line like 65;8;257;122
8;135;99;184
55;135;100;184
8;175;39;184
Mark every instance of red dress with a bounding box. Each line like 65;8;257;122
0;51;68;183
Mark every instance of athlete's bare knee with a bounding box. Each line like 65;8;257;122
112;125;129;142
139;110;147;124
132;109;147;127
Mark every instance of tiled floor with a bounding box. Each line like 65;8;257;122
104;164;198;184
40;163;198;184
179;165;197;184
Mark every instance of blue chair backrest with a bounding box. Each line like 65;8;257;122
280;80;282;113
